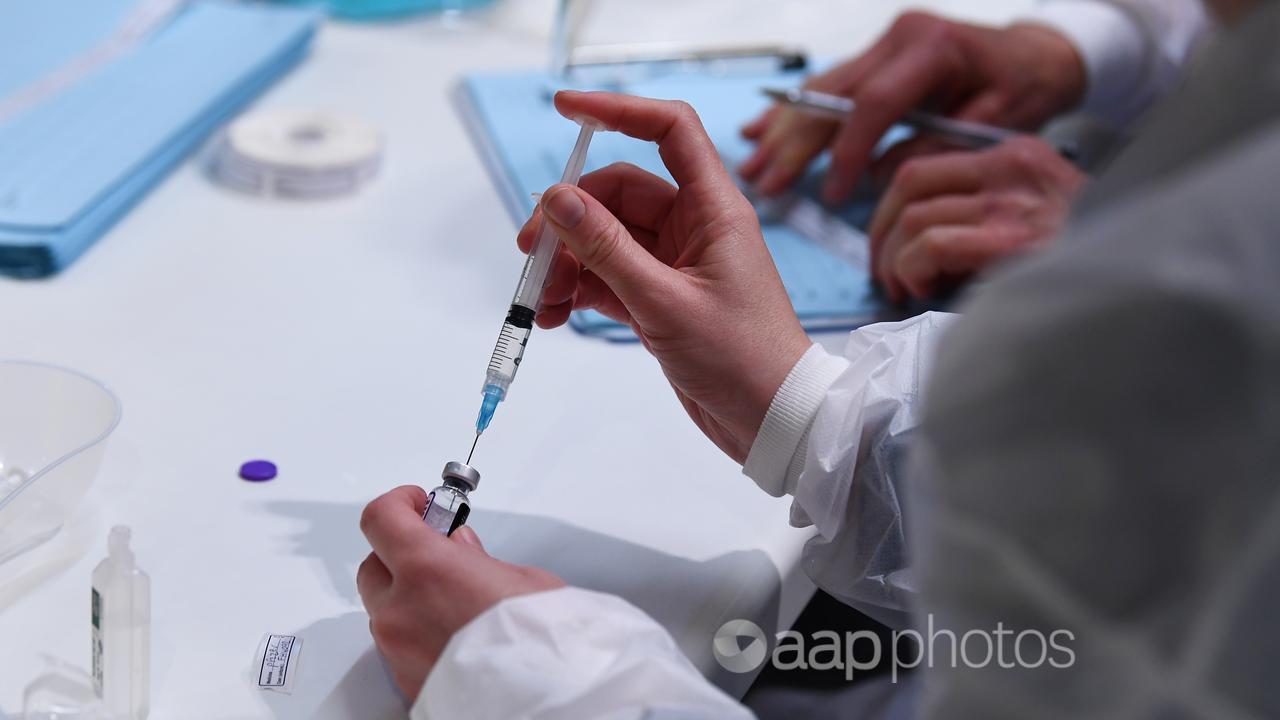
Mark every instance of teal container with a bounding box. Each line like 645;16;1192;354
320;0;496;20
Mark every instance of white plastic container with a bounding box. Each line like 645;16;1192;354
0;361;120;565
91;526;150;720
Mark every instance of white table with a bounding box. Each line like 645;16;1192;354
0;1;1031;717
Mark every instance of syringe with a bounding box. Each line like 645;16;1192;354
472;121;599;444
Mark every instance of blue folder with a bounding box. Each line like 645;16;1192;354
0;1;319;278
459;68;914;340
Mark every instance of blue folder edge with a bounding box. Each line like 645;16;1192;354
0;17;317;279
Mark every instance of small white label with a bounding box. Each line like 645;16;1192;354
91;587;104;696
255;634;302;693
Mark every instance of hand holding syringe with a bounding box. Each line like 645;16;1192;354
467;90;812;468
500;91;813;464
468;121;599;459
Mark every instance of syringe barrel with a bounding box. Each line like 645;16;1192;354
511;222;560;312
483;305;534;395
484;369;512;395
511;122;598;312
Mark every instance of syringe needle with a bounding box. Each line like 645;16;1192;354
466;432;480;465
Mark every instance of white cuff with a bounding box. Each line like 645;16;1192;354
1020;0;1149;126
743;344;850;497
415;587;748;720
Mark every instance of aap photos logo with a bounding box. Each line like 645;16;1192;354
713;615;1077;682
713;619;769;673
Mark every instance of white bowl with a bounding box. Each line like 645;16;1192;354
0;361;120;566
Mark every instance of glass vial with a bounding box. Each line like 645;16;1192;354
422;461;480;536
91;526;150;719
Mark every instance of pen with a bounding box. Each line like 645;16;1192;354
762;87;1077;160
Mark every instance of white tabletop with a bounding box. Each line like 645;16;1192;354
0;1;1031;717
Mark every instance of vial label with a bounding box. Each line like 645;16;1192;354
423;491;453;535
91;587;104;696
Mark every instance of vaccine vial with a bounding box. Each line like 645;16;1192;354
91;526;150;720
423;461;479;536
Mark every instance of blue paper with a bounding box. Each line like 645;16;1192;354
460;68;908;339
0;1;319;277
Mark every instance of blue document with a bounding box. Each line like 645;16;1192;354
0;1;319;278
460;68;911;339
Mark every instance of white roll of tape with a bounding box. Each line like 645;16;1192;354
211;110;382;199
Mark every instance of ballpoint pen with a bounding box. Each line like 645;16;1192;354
762;87;1077;160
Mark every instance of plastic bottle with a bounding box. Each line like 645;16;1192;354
91;526;150;719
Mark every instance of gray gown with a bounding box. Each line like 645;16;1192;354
912;4;1280;718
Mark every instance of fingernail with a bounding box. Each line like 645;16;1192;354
454;526;484;549
543;188;586;229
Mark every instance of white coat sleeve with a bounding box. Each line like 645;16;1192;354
743;311;957;626
1021;0;1211;130
412;587;755;720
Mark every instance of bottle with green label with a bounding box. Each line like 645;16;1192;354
91;526;150;719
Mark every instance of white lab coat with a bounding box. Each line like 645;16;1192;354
410;2;1224;718
1025;0;1209;130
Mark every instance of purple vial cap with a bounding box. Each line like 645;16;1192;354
239;460;277;482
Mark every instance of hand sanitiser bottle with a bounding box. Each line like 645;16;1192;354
91;526;150;719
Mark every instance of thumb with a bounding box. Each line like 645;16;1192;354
540;184;674;309
450;525;487;553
